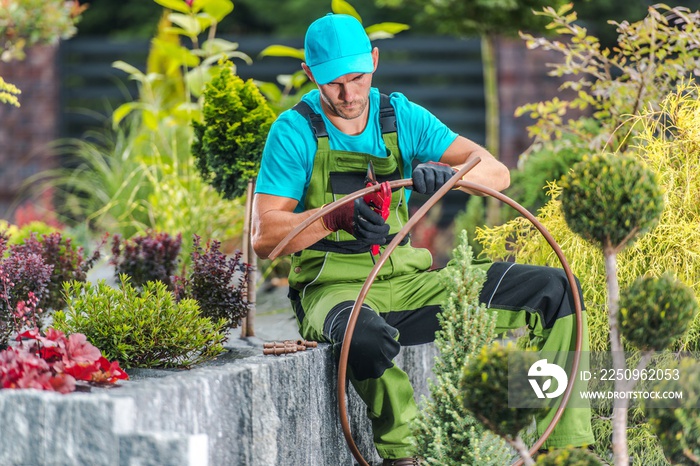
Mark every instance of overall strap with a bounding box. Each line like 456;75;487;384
292;100;328;138
379;93;397;134
292;94;396;140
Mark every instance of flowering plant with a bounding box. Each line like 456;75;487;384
0;0;86;62
0;327;128;393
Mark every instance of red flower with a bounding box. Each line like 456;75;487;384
48;373;76;394
63;361;98;381
90;357;129;384
16;328;40;341
65;333;101;365
1;328;127;392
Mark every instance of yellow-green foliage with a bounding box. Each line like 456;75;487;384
0;221;19;243
476;82;700;354
535;446;603;466
0;76;20;107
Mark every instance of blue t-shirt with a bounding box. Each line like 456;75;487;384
255;88;458;211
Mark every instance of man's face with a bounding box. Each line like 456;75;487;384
317;72;373;120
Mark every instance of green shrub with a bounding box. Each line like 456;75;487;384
559;153;663;253
32;4;247;254
412;231;510;465
460;342;547;442
54;277;226;368
645;358;700;464
518;5;700;154
7;221;61;246
506;127;593;218
192;60;276;200
619;273;699;352
535;447;604;466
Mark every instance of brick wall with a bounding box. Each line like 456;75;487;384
0;45;59;220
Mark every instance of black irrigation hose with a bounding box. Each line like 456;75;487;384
269;158;583;466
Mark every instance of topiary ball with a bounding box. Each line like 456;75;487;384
559;153;664;253
460;341;547;439
619;272;699;351
644;358;700;464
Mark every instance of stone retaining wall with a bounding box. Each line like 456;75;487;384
0;343;437;466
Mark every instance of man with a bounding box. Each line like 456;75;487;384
252;13;593;465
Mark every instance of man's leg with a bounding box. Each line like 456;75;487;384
479;262;595;448
289;281;421;459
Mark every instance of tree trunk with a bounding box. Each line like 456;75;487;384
481;34;501;227
605;249;629;466
240;178;256;338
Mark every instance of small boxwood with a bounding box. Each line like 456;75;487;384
54;277;226;369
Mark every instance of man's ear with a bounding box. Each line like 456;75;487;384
371;47;379;72
301;63;316;84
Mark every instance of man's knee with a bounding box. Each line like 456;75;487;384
323;301;400;380
535;267;584;328
481;263;584;330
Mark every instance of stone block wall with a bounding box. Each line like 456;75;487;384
0;343;437;466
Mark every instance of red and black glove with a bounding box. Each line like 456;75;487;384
412;161;456;195
322;198;390;246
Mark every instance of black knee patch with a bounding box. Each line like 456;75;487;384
323;301;400;381
480;263;585;329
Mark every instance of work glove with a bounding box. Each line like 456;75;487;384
412;161;456;195
322;198;390;246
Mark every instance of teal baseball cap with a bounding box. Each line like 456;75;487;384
304;13;374;85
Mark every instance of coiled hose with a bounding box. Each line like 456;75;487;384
269;158;583;466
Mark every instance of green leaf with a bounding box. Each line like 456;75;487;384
168;13;202;37
259;45;305;60
112;60;144;78
153;39;200;68
201;38;240;54
186;65;214;98
257;82;283;101
153;0;191;14
199;0;234;22
142;110;159;131
331;0;361;21
202;50;251;67
112;102;140;127
364;22;409;37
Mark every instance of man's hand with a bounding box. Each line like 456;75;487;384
322;198;390;246
412;161;456;195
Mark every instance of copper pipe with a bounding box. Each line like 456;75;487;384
298;339;318;348
263;340;318;355
263;346;297;355
270;158;582;466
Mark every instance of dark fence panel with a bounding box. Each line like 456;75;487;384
58;35;485;144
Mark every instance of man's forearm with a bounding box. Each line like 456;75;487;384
252;207;331;259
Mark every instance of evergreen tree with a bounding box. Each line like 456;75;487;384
411;231;511;465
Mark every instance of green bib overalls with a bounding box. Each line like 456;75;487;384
287;96;594;459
